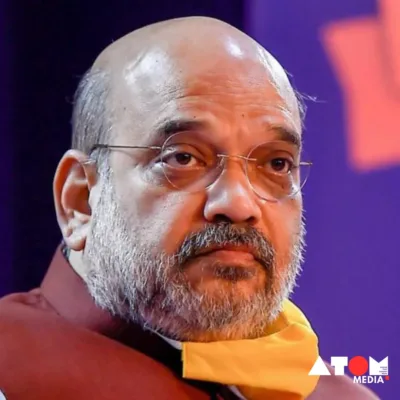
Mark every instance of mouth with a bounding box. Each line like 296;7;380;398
187;245;263;283
195;245;261;264
182;244;268;284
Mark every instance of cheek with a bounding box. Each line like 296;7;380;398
262;199;302;261
116;175;203;253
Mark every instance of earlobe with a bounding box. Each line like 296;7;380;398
54;150;98;251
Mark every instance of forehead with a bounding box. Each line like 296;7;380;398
111;46;301;145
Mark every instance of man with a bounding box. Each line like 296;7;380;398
0;17;377;399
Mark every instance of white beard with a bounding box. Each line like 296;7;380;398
84;173;305;341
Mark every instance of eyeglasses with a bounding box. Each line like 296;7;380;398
91;131;312;202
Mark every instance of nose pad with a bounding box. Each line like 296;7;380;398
209;154;254;192
213;154;250;182
204;157;262;224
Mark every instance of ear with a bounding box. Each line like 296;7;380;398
53;150;98;251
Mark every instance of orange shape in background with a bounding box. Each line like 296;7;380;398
321;1;400;172
380;0;400;89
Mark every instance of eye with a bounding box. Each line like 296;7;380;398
268;157;293;174
164;152;197;167
160;144;206;169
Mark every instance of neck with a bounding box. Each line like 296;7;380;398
68;249;88;281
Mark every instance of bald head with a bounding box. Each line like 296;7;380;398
94;17;266;69
72;17;303;159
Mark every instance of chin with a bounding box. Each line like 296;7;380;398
180;318;269;342
196;278;261;299
187;264;267;295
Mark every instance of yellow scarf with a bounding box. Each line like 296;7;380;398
182;299;319;399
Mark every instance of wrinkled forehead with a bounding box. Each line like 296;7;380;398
109;44;301;145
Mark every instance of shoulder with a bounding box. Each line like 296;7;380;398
0;291;207;400
0;289;58;340
0;289;57;335
0;289;58;365
0;289;56;316
308;362;380;400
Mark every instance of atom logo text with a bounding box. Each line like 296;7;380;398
309;356;389;384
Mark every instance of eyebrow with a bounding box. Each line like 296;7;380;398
269;125;302;149
155;118;209;139
154;118;302;148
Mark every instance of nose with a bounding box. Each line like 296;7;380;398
203;165;262;224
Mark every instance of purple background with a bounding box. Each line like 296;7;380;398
1;1;398;399
0;0;12;293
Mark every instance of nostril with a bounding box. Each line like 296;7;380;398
212;214;256;225
213;214;233;224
